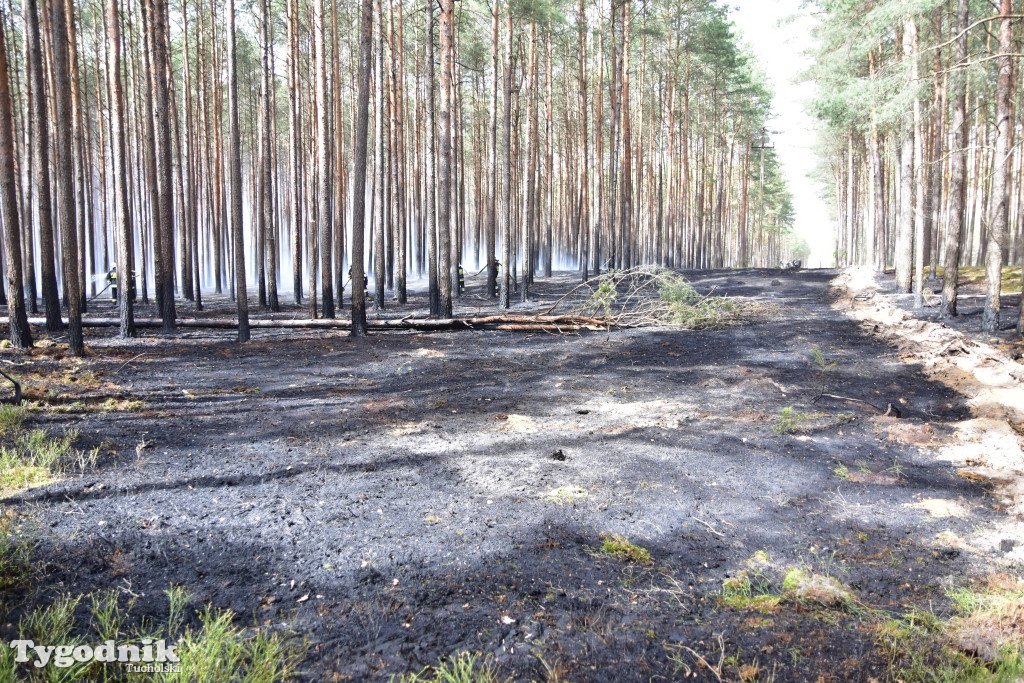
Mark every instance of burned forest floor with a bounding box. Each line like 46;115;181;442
2;267;1024;682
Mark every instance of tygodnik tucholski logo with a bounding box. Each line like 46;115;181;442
9;638;181;672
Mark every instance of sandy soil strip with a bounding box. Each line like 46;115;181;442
832;267;1024;561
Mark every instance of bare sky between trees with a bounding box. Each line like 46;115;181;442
731;0;834;267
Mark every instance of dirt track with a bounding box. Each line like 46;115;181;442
4;268;1021;681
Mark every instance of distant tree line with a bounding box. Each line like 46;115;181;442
811;0;1024;334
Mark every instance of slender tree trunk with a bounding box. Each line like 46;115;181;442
64;0;87;313
0;20;31;348
912;18;926;308
314;0;334;317
607;0;620;269
107;0;135;336
331;0;344;307
394;0;406;304
983;0;1012;333
145;0;176;330
385;0;396;293
486;0;498;297
25;0;61;330
437;0;453;317
578;0;588;281
942;0;968;318
619;0;632;269
868;49;882;271
181;0;198;307
261;0;278;311
425;0;439;315
20;4;38;315
351;0;372;335
544;32;553;277
499;8;512;309
288;0;303;305
895;19;916;293
372;0;386;309
226;0;249;341
519;22;535;303
51;0;83;355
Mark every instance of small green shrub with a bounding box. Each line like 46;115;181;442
810;349;838;370
773;407;801;434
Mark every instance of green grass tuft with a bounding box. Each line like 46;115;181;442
1;586;304;682
0;425;85;492
600;534;653;565
0;513;32;594
391;651;501;683
0;405;24;438
719;571;783;613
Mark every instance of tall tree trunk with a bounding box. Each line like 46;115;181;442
895;19;916;293
226;0;249;341
868;49;882;271
912;18;926;308
393;0;406;304
107;0;135;336
607;0;620;269
288;0;303;305
519;22;535;303
51;0;83;355
372;0;386;309
64;0;87;313
425;0;439;315
486;0;498;297
544;32;553;277
261;0;279;311
619;0;632;269
0;19;32;348
436;0;453;317
983;0;1011;333
350;0;372;335
315;0;334;317
20;4;38;315
181;0;199;308
499;8;512;309
578;0;589;281
24;0;61;331
942;1;968;318
145;0;176;330
331;0;344;307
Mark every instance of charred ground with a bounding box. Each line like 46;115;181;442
2;268;1022;681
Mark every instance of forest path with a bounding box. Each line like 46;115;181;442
5;268;1019;681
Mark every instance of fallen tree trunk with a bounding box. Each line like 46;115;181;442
8;314;612;332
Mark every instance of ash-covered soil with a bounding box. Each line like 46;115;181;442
3;268;1019;681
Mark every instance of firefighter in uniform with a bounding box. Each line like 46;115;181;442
106;268;118;303
494;261;501;297
457;265;465;294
